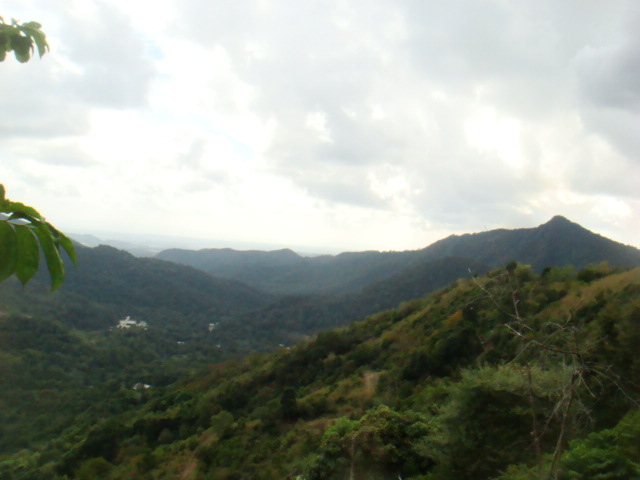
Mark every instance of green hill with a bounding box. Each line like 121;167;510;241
3;263;639;479
156;216;640;296
0;244;271;331
419;215;640;269
210;255;490;350
0;244;276;454
156;247;419;296
1;218;639;479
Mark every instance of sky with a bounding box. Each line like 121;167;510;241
1;0;639;253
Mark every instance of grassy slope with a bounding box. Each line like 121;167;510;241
4;264;639;479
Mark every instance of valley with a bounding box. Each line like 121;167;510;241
1;216;639;479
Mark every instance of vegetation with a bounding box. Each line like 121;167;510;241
0;17;48;63
157;216;640;295
1;262;638;479
1;20;74;292
1;184;75;292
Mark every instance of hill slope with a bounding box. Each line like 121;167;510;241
0;245;272;454
0;244;271;331
211;255;490;350
156;216;640;296
3;263;639;479
156;247;418;295
419;215;640;269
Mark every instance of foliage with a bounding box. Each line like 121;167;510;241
559;409;640;479
157;216;640;296
429;365;574;479
0;184;75;291
1;257;639;479
1;21;73;291
304;405;433;479
0;17;48;63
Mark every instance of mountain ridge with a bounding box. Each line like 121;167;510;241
155;216;640;296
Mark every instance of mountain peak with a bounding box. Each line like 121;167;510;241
544;215;572;226
547;215;572;223
539;215;584;232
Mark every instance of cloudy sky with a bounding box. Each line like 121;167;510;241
2;0;639;253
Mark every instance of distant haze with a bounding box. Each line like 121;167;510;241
70;230;339;257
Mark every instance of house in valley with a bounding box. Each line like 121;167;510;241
116;316;148;330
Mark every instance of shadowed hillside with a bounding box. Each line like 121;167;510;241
209;255;490;350
156;216;640;296
0;244;272;331
419;215;640;269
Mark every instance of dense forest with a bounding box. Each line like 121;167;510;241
1;260;639;479
155;216;640;295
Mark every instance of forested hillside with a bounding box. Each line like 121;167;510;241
3;263;639;479
420;215;640;270
0;245;274;453
0;244;271;331
209;256;490;350
156;216;640;295
156;247;419;296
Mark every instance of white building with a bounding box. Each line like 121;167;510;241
116;316;148;330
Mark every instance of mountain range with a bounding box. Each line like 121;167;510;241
1;215;640;478
156;216;640;296
3;216;638;352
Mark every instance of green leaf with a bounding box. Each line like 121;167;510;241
19;25;48;58
0;32;8;62
46;223;76;266
0;184;6;204
56;231;76;266
4;200;43;219
21;21;42;30
0;221;18;282
14;225;40;285
10;34;32;62
34;224;65;292
8;212;41;226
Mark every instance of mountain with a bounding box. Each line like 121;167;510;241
4;264;639;479
98;216;640;351
418;215;640;269
63;245;271;318
5;217;639;354
156;247;419;295
0;244;272;332
155;216;640;296
2;219;640;478
0;244;274;454
210;256;490;350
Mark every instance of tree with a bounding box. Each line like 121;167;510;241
471;263;637;480
0;17;48;62
1;20;74;291
305;406;432;480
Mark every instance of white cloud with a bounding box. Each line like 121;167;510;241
1;0;639;251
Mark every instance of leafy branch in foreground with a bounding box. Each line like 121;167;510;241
0;16;49;63
0;184;75;291
0;19;72;291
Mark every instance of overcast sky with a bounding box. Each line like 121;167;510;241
2;0;639;252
